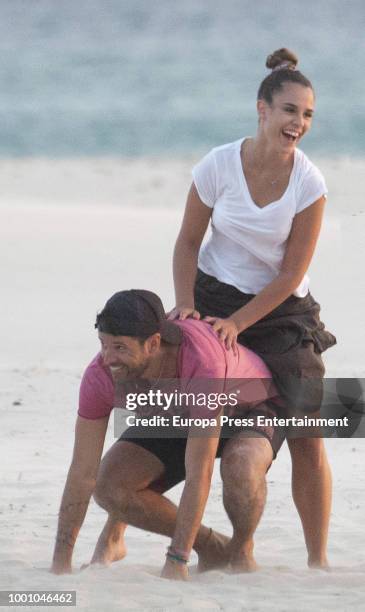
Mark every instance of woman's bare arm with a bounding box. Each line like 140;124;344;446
232;196;326;328
207;196;326;348
169;183;212;320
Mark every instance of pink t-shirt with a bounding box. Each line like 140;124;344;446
78;319;276;419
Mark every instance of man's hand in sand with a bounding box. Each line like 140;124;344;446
160;558;189;581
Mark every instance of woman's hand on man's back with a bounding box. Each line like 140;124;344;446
167;306;201;321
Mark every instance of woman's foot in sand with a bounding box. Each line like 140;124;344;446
308;555;330;571
197;529;231;572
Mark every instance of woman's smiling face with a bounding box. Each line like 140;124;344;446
257;82;315;151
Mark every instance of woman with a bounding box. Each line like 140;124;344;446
168;48;336;570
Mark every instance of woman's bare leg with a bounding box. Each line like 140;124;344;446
288;437;332;568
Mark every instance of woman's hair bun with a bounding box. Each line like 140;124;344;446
265;48;298;70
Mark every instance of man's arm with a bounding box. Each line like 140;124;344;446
161;416;221;580
51;415;109;574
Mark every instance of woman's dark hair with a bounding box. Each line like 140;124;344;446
257;48;313;104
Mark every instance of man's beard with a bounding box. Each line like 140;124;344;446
109;360;149;384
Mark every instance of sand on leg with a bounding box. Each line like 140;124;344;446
220;434;273;572
92;440;230;568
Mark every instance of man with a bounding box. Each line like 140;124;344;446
50;289;285;580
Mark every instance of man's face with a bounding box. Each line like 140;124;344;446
98;331;151;381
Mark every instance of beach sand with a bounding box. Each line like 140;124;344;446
1;157;365;610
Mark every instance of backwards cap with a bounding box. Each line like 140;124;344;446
95;289;182;344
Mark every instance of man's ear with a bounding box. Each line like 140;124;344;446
145;333;161;355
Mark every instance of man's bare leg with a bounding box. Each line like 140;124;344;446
287;437;331;569
92;440;229;568
220;434;273;572
90;516;127;565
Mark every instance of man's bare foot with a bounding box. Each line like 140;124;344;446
228;538;258;573
229;555;258;573
90;537;127;566
197;529;231;572
87;518;127;566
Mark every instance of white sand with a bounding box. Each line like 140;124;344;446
1;158;365;610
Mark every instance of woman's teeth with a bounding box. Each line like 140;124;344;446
282;129;299;141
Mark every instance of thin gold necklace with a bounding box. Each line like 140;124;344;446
245;140;290;186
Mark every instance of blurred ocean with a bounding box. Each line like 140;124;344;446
0;0;364;157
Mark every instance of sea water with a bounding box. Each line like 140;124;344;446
0;0;364;158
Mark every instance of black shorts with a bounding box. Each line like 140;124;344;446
118;404;285;490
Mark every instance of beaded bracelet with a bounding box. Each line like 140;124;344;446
166;551;188;564
166;546;189;564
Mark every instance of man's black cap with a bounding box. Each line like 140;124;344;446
95;289;182;344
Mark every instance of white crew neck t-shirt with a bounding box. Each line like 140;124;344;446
192;137;328;298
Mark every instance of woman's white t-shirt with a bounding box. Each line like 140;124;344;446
192;137;328;298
